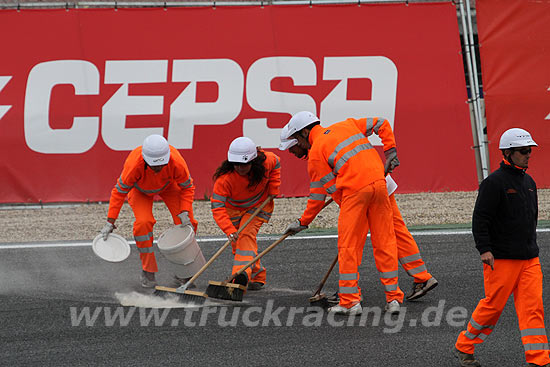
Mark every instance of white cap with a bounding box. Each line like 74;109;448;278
498;128;538;149
228;137;257;163
142;134;170;166
285;111;320;137
279;124;298;151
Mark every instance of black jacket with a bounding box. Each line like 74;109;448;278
472;160;539;259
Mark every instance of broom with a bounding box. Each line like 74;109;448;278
308;253;338;309
206;198;334;301
205;232;292;301
153;195;274;305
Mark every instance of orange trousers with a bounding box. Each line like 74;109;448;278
128;184;198;273
226;203;273;284
389;194;432;284
455;258;549;365
337;180;404;308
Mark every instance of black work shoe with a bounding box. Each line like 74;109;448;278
140;270;157;288
247;282;264;291
527;363;550;366
406;276;439;301
232;273;249;287
327;292;340;306
452;346;481;367
173;276;196;289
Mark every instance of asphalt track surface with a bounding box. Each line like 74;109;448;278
2;231;550;367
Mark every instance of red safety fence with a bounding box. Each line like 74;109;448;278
477;0;550;186
0;3;476;203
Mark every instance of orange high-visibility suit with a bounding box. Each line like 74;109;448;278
107;146;197;273
386;176;432;284
299;117;404;308
211;151;281;284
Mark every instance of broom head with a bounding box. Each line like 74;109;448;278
153;285;207;305
205;281;247;301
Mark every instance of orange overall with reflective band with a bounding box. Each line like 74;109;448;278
211;151;281;284
300;117;404;307
456;259;550;365
390;194;432;283
107;146;196;273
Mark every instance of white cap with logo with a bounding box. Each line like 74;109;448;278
142;134;170;166
499;128;538;149
228;137;257;163
286;111;319;136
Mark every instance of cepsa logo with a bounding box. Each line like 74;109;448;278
0;56;397;154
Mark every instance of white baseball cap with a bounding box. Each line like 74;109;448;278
227;137;257;163
142;134;170;166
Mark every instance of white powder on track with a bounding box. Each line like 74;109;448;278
115;291;202;309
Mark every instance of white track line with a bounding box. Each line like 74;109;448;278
1;228;549;250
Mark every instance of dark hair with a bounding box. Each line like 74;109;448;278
290;121;321;139
213;149;267;189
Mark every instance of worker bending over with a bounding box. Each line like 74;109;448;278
211;137;281;290
100;134;198;288
280;111;403;315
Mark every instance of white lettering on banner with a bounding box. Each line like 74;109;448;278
19;57;397;153
320;56;397;146
244;57;317;148
24;60;100;154
0;76;12;120
168;59;244;149
102;60;168;150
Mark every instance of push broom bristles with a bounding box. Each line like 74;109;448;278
153;286;208;305
205;281;247;301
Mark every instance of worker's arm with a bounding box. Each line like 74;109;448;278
172;151;195;215
211;179;238;237
472;177;500;259
356;117;396;151
355;117;399;174
266;153;282;197
106;160;140;221
103;158;140;239
298;158;336;226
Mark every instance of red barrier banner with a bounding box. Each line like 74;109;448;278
477;0;550;186
0;3;475;203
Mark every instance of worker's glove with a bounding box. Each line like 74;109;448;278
384;147;400;175
100;222;115;241
228;232;239;243
177;211;192;227
284;220;308;236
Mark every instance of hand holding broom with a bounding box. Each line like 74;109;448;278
206;198;334;301
174;194;275;293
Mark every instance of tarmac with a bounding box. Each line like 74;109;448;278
2;230;550;366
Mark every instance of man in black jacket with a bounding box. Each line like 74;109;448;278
453;128;549;367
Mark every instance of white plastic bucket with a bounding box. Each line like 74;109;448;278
157;225;206;278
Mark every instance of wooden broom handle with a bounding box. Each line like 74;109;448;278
313;253;338;297
185;195;274;285
226;198;334;283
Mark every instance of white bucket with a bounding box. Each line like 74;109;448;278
157;225;206;278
